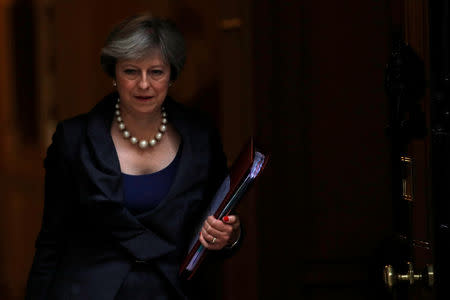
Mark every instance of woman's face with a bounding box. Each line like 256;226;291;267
115;50;171;117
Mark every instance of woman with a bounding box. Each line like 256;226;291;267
26;15;241;300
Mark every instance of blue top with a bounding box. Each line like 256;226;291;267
122;147;181;215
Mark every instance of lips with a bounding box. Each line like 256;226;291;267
135;95;154;101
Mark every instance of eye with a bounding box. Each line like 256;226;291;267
151;69;164;76
124;69;137;75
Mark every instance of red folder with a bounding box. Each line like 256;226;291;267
179;137;269;279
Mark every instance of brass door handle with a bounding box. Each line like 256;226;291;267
384;262;434;289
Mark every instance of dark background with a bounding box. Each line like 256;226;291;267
0;0;435;299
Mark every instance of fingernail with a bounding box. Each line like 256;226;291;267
223;216;229;222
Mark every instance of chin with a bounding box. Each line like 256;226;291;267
134;102;163;114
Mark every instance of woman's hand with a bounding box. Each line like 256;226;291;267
199;215;241;250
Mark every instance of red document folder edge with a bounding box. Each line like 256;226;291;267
179;137;269;279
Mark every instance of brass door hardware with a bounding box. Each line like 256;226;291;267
400;156;414;202
384;262;434;289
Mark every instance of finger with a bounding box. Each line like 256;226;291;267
222;215;240;228
204;217;222;232
204;221;228;239
202;222;226;245
203;219;226;240
199;232;212;249
222;215;234;223
201;226;219;244
206;216;232;234
199;232;222;250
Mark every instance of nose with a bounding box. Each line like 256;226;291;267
138;72;150;89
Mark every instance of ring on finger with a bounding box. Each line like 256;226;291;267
211;237;216;244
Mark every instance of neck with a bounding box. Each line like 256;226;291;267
114;97;168;149
120;107;162;139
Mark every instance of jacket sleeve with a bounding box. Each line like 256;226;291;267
25;123;72;300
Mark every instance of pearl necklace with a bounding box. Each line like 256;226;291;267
115;98;168;149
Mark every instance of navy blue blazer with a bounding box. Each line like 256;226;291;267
25;93;228;300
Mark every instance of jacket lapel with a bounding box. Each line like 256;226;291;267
79;94;176;261
135;99;198;218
